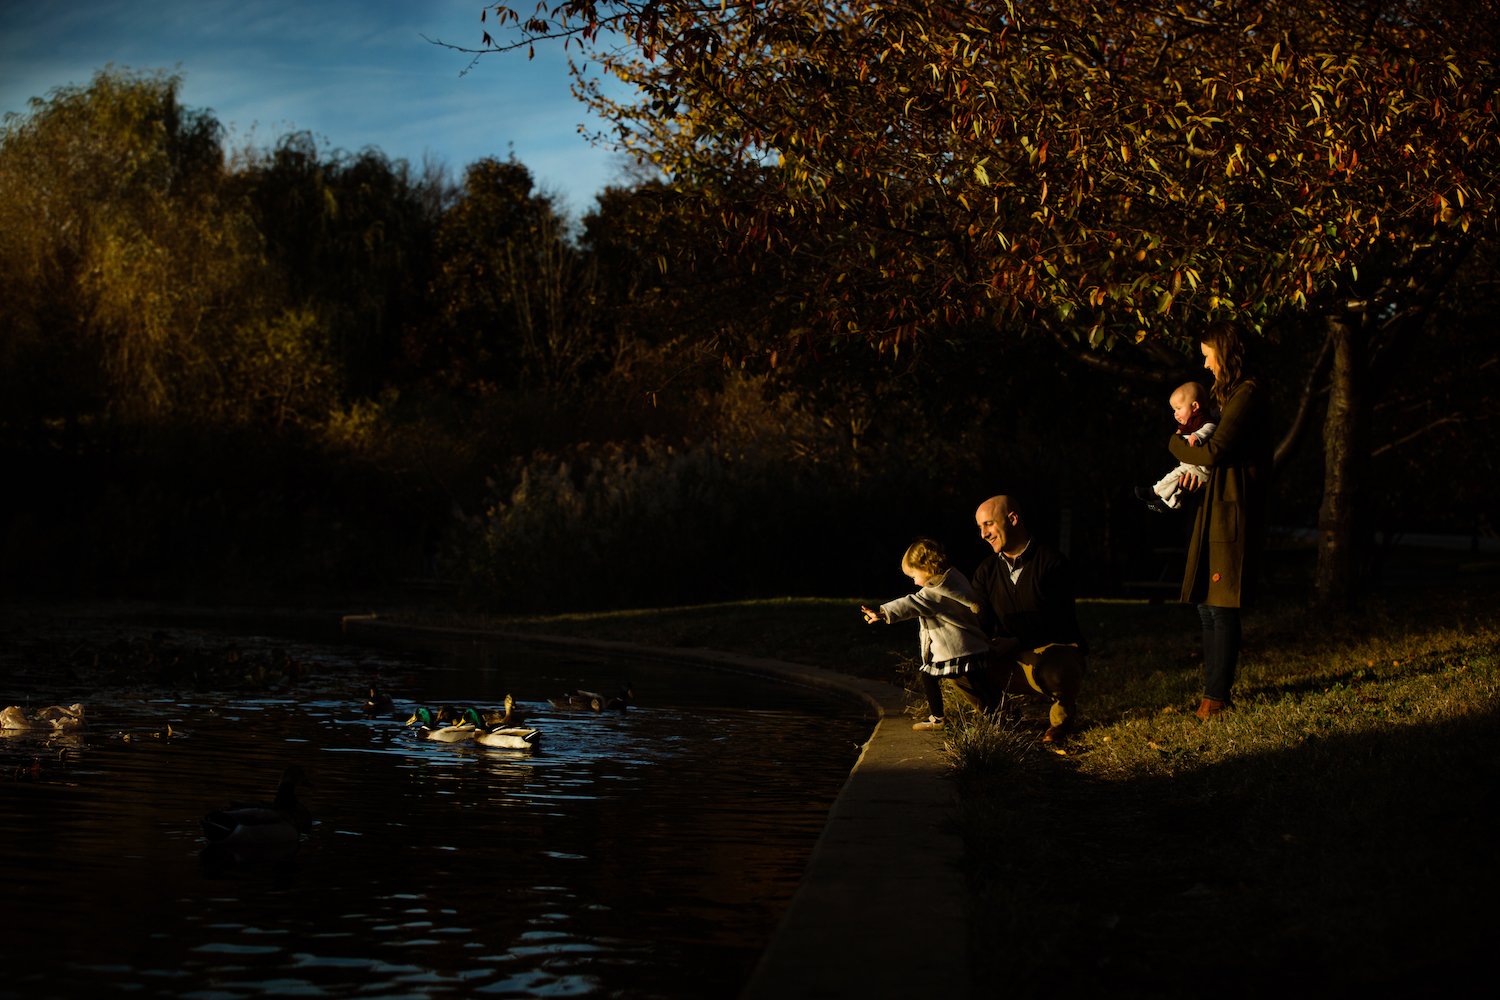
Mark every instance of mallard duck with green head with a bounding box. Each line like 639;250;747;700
406;706;476;742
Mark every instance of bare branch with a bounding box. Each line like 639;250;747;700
1273;327;1334;471
1370;415;1465;458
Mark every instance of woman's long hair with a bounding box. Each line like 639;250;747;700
1201;321;1248;404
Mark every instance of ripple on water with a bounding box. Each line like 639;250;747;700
1;616;871;998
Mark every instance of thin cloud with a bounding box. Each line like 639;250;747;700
0;0;619;208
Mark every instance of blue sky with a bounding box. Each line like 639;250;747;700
0;0;634;213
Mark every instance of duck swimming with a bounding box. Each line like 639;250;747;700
475;693;528;727
406;706;476;742
201;765;313;845
1;703;86;732
363;686;395;714
548;683;634;712
459;708;541;750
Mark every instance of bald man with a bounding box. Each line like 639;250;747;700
968;494;1089;744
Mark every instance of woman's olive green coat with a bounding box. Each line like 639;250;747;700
1168;376;1272;608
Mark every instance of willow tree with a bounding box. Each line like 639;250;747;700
475;0;1500;606
2;71;225;422
0;67;393;441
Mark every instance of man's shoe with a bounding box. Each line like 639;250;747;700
1042;724;1068;744
1195;697;1231;721
1134;486;1169;514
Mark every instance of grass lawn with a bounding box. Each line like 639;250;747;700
949;582;1500;997
392;547;1500;996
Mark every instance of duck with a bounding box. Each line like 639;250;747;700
475;693;528;727
548;683;634;712
1;703;86;732
459;708;541;750
547;691;600;711
201;765;313;845
363;686;395;714
601;685;634;711
405;706;477;742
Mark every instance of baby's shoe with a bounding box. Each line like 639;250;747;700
912;716;944;731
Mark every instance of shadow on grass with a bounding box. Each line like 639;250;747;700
961;707;1500;998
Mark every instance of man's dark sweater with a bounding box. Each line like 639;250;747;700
971;541;1088;654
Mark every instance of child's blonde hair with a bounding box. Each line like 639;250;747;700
902;537;950;575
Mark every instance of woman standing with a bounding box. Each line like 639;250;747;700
1172;322;1273;720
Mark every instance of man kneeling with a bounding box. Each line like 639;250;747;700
962;494;1089;745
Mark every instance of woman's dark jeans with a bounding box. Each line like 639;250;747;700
1197;603;1241;702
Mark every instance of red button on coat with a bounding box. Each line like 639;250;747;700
1212;572;1221;582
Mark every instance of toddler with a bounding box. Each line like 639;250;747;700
861;537;994;731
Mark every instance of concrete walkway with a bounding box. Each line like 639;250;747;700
343;618;970;1000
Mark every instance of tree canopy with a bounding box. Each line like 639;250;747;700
482;0;1500;359
0;69;262;425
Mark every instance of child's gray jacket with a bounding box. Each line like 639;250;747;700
879;568;994;668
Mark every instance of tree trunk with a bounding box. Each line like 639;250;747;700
1314;310;1365;609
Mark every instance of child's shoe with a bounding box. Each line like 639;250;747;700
912;716;944;731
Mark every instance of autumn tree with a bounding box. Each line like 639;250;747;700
0;69;348;436
422;157;614;391
476;0;1500;607
237;133;448;399
0;70;244;428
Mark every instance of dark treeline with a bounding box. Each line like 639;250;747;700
1;69;1491;611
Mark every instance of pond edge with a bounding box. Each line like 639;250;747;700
341;617;971;1000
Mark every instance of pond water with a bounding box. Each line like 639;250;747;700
0;612;873;999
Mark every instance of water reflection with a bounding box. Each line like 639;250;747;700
0;617;871;998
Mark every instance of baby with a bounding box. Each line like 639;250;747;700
1135;380;1217;513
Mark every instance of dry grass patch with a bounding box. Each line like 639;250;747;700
954;585;1500;997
